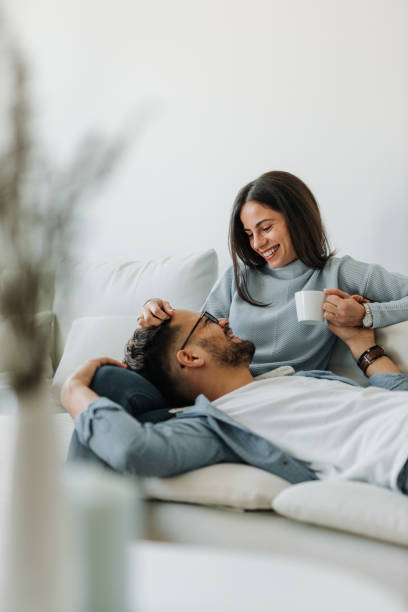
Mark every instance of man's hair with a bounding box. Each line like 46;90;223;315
124;322;185;405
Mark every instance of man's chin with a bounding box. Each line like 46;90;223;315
227;339;255;365
239;340;255;360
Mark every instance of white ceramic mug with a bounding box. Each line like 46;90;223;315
295;290;325;324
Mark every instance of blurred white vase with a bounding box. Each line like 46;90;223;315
65;463;140;612
1;382;72;612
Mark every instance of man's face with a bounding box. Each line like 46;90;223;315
171;310;255;367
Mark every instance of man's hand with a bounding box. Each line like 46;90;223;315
323;288;366;326
328;321;401;376
327;320;375;357
61;357;127;420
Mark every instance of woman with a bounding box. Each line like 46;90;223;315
139;170;408;375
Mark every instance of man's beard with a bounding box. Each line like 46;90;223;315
198;337;255;367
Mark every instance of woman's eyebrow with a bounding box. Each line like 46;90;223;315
243;217;275;230
255;218;275;227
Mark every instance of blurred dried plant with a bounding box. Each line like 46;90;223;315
0;17;127;393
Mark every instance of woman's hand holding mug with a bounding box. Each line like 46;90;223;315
323;289;368;327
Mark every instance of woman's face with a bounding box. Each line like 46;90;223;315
240;200;297;269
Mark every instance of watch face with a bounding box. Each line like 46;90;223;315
363;304;373;328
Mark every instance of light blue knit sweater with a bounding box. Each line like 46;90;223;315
203;256;408;375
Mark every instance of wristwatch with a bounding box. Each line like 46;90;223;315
357;344;386;375
362;303;373;328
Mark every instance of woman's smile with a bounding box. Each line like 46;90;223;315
260;245;280;260
240;200;297;269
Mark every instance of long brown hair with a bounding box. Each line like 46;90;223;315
229;170;332;306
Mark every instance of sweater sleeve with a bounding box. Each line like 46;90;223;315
337;256;408;328
201;265;235;318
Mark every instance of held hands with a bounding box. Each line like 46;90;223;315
327;319;375;348
137;299;174;328
323;288;368;327
324;289;376;360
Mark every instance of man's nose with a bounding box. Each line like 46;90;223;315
217;318;229;329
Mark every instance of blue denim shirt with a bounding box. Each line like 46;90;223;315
73;370;408;487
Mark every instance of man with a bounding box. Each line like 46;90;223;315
63;309;408;493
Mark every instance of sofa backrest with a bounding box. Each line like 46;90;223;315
52;249;218;364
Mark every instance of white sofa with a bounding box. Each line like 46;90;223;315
1;249;408;603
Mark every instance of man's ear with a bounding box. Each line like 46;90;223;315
176;348;205;369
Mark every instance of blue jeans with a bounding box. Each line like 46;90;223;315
66;366;173;466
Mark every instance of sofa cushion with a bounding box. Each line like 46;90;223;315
272;480;408;546
52;249;218;362
142;463;290;510
53;315;139;384
52;315;140;410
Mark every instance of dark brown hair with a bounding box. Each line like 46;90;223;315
229;170;332;306
124;322;186;406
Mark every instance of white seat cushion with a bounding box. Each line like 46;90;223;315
272;480;408;546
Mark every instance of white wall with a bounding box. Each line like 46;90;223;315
5;0;408;274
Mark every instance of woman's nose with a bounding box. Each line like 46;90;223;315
252;233;266;250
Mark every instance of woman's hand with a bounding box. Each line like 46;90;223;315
137;299;174;328
323;288;366;327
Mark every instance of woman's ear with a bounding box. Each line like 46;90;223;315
176;348;205;369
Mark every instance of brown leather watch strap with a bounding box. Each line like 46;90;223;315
357;345;386;375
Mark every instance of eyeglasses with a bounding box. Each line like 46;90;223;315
179;311;219;350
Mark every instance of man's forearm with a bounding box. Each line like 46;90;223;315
346;337;401;377
62;379;99;419
61;357;127;419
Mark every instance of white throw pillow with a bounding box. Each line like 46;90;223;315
143;463;290;510
53;250;218;361
52;315;140;409
272;480;408;546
